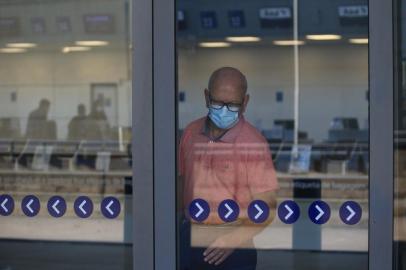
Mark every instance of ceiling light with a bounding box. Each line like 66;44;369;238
0;48;27;53
62;46;91;53
75;40;109;46
225;36;261;42
306;34;342;41
274;40;305;46
349;38;369;44
199;42;231;48
6;43;37;48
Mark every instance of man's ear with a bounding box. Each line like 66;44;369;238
204;89;210;108
242;94;250;113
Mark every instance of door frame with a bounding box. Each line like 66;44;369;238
132;0;154;269
369;0;394;269
132;0;397;269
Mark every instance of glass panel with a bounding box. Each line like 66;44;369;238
176;0;369;269
395;0;406;268
0;0;133;268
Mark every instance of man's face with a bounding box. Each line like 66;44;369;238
204;80;249;115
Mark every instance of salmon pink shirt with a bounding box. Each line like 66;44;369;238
179;116;279;224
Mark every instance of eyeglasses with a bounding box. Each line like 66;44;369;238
209;96;242;112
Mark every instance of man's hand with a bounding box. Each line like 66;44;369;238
203;234;239;266
203;191;277;266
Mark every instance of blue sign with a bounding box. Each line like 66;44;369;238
0;194;14;216
101;197;121;219
74;196;93;218
308;200;331;225
189;199;210;222
338;5;368;26
218;199;239;223
276;91;284;102
200;11;217;29
21;195;40;217
278;200;300;224
47;196;67;218
259;7;292;28
177;10;187;30
339;201;362;225
228;10;245;28
248;200;270;223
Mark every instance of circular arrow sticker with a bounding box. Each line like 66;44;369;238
339;201;362;225
278;200;300;224
0;194;14;216
189;199;210;222
47;196;67;218
21;195;40;217
101;197;121;219
248;200;270;223
308;200;331;225
74;196;93;218
218;199;239;223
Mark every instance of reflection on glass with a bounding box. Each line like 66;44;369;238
0;0;132;268
395;0;406;268
177;0;369;269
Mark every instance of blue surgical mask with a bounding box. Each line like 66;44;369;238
208;106;239;129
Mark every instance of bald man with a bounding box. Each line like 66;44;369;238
179;67;279;270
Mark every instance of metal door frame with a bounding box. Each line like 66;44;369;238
132;0;397;269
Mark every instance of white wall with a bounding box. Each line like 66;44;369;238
178;44;369;142
0;50;131;139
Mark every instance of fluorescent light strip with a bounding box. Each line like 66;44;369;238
7;43;37;48
306;34;342;41
349;38;369;44
274;40;305;46
62;46;91;53
199;42;231;48
0;48;27;53
225;36;261;42
75;40;109;46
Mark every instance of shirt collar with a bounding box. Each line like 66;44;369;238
201;116;245;143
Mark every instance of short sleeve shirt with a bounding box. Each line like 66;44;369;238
179;116;279;224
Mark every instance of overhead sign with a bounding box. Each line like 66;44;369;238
338;5;368;18
259;7;291;19
84;14;115;34
338;5;368;26
259;7;292;28
200;11;217;29
228;10;245;28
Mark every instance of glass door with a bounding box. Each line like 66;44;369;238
0;0;138;268
175;0;369;269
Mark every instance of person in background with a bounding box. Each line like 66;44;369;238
87;98;110;140
26;99;52;140
67;104;88;141
179;67;279;270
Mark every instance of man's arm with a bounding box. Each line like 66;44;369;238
203;190;277;265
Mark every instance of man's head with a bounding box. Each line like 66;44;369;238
39;99;50;115
204;67;250;130
77;104;86;116
205;67;249;114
